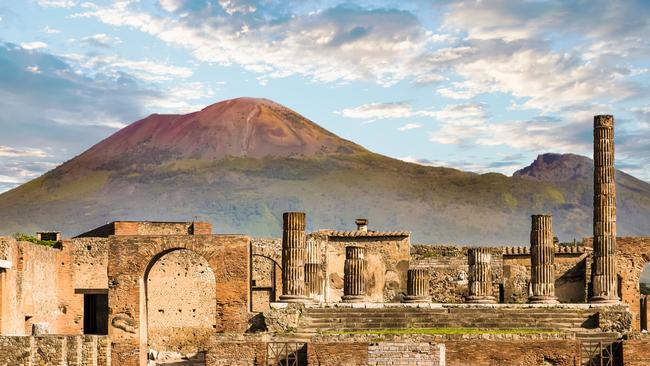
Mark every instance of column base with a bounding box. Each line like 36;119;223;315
589;295;620;304
278;294;310;303
528;295;559;304
402;296;431;303
466;295;496;304
341;295;366;303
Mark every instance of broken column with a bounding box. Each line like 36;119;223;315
467;248;496;303
304;238;323;301
529;214;558;304
403;268;430;303
591;115;619;304
342;246;366;302
279;212;309;302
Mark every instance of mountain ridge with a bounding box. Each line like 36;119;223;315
0;97;649;243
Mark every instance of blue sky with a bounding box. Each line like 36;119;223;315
0;0;648;192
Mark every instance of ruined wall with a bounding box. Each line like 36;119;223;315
251;238;282;312
0;334;110;366
502;246;589;303
584;236;650;331
320;233;410;303
445;338;578;366
204;340;266;366
623;338;650;366
306;341;444;366
146;249;217;354
107;234;250;366
410;245;502;303
0;237;65;335
307;342;369;366
75;221;212;237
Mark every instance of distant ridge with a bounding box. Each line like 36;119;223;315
0;98;649;243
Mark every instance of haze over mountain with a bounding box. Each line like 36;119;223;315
0;98;648;244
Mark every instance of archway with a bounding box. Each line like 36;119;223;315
145;249;216;364
251;254;282;312
640;263;650;332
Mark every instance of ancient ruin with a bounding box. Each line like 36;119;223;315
0;115;649;365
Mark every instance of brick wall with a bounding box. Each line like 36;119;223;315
205;341;265;366
623;338;650;365
368;342;444;366
307;342;370;366
445;338;578;366
0;335;110;366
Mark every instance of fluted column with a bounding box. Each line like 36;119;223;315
304;238;323;301
342;246;366;303
591;115;619;304
467;248;496;303
403;268;430;303
529;214;558;304
279;212;309;302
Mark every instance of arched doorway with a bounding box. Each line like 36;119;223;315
251;254;282;312
640;263;650;332
145;249;216;364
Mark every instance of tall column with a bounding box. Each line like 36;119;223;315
342;246;366;302
529;214;558;304
304;238;323;301
403;268;430;303
591;115;619;304
467;248;496;303
279;212;309;302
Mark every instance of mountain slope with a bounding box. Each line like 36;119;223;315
0;98;648;243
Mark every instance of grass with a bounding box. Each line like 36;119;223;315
322;328;560;336
13;233;58;247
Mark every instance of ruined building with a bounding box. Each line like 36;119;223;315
1;115;650;365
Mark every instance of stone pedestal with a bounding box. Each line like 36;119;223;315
342;246;366;303
467;248;496;303
590;115;619;304
529;214;558;304
279;212;309;303
403;268;430;303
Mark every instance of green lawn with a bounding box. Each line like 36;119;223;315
323;328;560;336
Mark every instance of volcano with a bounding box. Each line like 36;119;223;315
0;97;649;243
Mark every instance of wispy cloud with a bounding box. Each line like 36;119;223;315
0;146;49;158
37;0;76;8
338;102;412;120
79;33;120;48
20;41;47;50
397;123;422;131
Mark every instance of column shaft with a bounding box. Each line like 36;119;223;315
279;212;308;302
529;214;558;304
467;248;496;303
591;115;619;304
342;246;366;302
403;268;430;303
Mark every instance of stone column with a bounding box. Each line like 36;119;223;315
529;214;558;304
342;246;366;302
279;212;309;302
467;248;496;303
304;238;323;301
403;268;430;303
591;115;619;304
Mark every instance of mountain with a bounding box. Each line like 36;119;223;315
0;98;649;244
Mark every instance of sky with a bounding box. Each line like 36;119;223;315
0;0;649;193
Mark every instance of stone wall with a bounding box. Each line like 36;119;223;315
410;245;502;303
623;338;650;365
107;234;250;366
319;232;410;303
0;334;110;366
307;342;369;366
75;221;212;237
204;340;266;366
147;249;217;354
251;238;282;312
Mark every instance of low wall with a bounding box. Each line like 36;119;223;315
0;334;110;366
623;338;650;366
445;338;578;366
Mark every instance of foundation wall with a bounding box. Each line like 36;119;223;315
445;338;578;366
0;334;110;366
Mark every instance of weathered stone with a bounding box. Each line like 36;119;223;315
342;246;367;303
466;248;496;303
528;214;558;304
403;268;430;303
591;115;619;304
279;212;309;303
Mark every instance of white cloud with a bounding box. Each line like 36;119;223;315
397;123;422;131
159;0;183;12
42;26;61;34
65;53;193;81
20;42;48;50
38;0;76;8
26;65;41;74
80;33;121;48
338;102;412;120
0;146;49;158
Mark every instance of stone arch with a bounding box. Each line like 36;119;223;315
251;253;282;311
107;235;249;366
144;248;217;359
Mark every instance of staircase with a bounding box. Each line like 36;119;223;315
298;306;600;333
